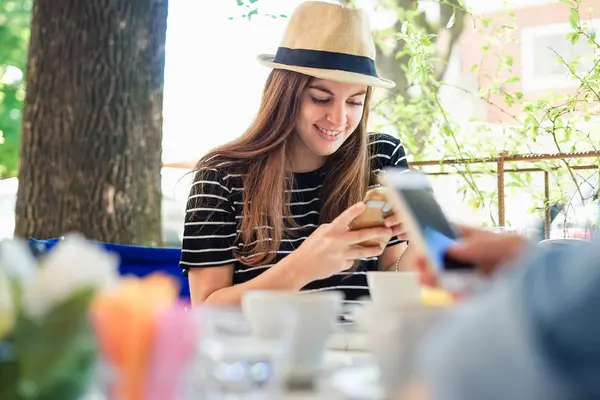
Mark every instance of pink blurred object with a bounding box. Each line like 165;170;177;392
143;301;197;400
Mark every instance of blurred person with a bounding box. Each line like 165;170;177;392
180;2;414;306
413;226;600;400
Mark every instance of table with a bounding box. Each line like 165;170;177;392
284;350;381;399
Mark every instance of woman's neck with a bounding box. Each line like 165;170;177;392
291;155;326;173
289;135;327;173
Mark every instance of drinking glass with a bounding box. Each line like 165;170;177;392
185;307;294;400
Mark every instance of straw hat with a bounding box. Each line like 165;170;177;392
258;1;395;89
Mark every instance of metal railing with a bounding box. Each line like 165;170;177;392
164;151;600;240
411;151;600;239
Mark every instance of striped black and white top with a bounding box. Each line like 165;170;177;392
180;133;409;301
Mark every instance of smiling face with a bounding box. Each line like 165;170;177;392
290;78;368;172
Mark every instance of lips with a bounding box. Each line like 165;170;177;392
315;125;342;141
317;126;341;136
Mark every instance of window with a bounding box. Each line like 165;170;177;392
521;19;600;92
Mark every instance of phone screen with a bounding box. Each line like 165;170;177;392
399;187;474;271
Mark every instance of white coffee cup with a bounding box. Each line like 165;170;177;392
364;303;446;397
242;290;343;384
367;271;422;306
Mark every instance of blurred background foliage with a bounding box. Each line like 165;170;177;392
0;0;32;178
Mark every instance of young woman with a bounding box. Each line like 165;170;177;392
180;1;413;306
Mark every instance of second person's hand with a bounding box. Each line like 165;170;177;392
446;225;526;275
410;225;527;287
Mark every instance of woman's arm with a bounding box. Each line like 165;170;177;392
189;256;310;307
378;241;409;271
189;204;396;307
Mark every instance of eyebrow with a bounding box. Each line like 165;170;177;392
308;85;367;97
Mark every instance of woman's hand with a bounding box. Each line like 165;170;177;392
284;202;393;284
382;212;407;239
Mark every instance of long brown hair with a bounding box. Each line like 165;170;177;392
194;69;374;266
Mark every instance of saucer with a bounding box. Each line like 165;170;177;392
328;364;386;399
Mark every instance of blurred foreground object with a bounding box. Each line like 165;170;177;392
0;235;118;399
418;238;600;400
0;234;192;400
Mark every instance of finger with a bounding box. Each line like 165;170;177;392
346;226;393;245
445;243;472;260
332;202;366;229
383;214;401;228
346;244;386;260
415;257;437;287
453;223;481;238
414;254;428;274
391;225;406;237
446;241;500;274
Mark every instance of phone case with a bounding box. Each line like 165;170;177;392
378;169;475;291
349;187;394;248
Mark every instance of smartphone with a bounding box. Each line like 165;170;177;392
379;169;476;289
349;187;394;249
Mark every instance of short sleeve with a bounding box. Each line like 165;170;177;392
369;132;409;171
368;133;410;247
179;169;238;274
390;139;409;169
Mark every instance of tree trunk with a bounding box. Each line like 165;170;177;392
15;0;168;246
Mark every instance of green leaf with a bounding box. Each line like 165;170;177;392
589;31;597;43
0;341;19;399
558;0;573;4
441;124;453;137
564;128;572;142
569;8;580;29
566;31;580;45
0;0;31;178
247;8;258;20
504;76;520;84
15;288;98;400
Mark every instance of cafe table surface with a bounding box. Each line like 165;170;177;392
284;349;382;400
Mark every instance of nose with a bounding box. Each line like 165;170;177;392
326;100;347;128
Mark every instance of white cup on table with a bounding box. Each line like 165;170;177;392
367;270;422;306
242;290;343;388
361;271;447;397
362;302;447;398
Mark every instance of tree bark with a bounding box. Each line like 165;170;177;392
15;0;168;246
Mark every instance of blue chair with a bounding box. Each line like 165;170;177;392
28;238;190;300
